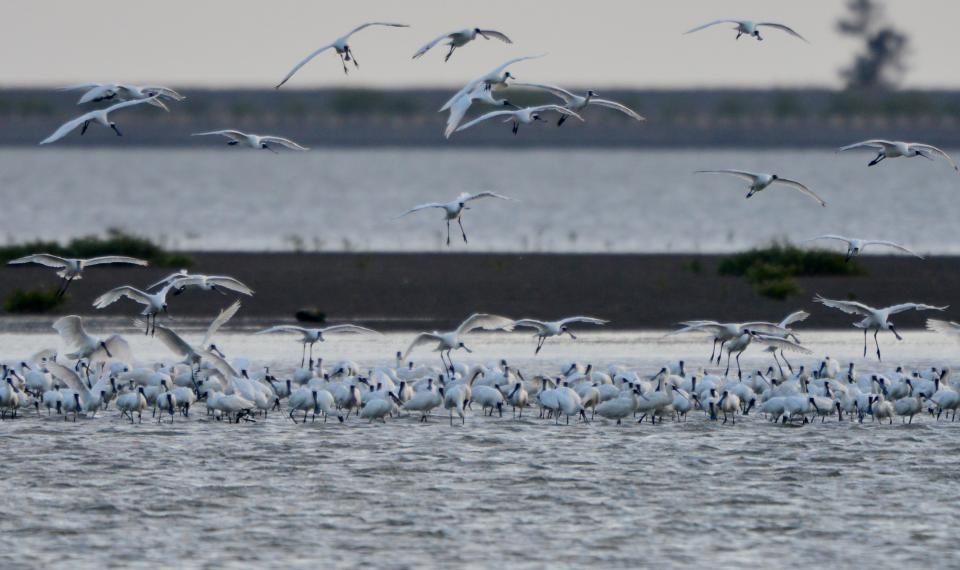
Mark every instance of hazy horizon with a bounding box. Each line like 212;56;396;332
3;1;956;90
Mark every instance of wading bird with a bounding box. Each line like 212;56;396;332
8;254;148;297
696;169;825;206
684;19;808;42
403;314;515;369
514;317;608;354
815;295;946;361
276;22;409;86
412;28;512;61
397;191;513;245
838;140;959;172
39;97;161;144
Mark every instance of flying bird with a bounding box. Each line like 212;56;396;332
838;140;959;173
93;284;178;336
443;84;517;138
815;295;946;361
397;191;514;245
695;169;826;207
39;97;161;145
403;314;515;369
510;83;645;125
413;28;512;61
685;19;808;42
60;83;185;110
275;22;409;87
52;316;132;370
440;55;545;112
255;324;380;367
8;254;148;297
144;301;241;372
456;105;582;135
803;235;924;261
192;130;308;152
514;317;608;354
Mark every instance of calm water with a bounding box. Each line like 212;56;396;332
0;147;958;253
1;327;959;569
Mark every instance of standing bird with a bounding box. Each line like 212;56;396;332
510;83;645;125
52;316;131;370
838;140;959;173
684;19;808;42
255;324;380;368
275;22;409;86
403;314;515;369
39;97;161;145
440;55;545;112
803;235;924;261
412;28;512;61
397;191;514;246
456;105;583;136
8;254;148;298
815;295;946;361
191;130;308;153
513;317;609;354
92;283;178;335
696;169;825;207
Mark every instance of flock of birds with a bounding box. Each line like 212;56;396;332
4;17;960;427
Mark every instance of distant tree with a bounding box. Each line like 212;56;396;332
836;0;909;89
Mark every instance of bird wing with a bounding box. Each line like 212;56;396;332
100;334;133;363
530;105;584;120
255;325;311;335
777;311;810;328
756;22;809;42
39;110;98;145
320;324;380;335
926;319;960;338
397;202;446;217
886;303;947;315
52;315;88;348
402;332;443;359
684;20;744;34
345;22;409;38
149;323;195;359
477;29;512;43
803;235;851;245
275;43;335;89
202;300;241;347
457;313;515;335
146;270;188;290
192;130;247;142
462;191;513;203
814;295;874;316
412;31;452;58
910;143;959;172
104;97;159;114
589;99;646;121
75;83;117;104
509;82;576;103
750;334;812;354
441;55;545;111
93;286;151;309
861;240;924;259
513;319;548;332
203;276;255;296
455;109;517;132
260;136;309;151
738;321;790;335
81;256;149;268
837;139;894;152
695;169;760;183
140;86;186;101
45;361;89;395
202;349;240;380
8;253;70;268
667;322;725;336
557;316;609;326
774;177;826;207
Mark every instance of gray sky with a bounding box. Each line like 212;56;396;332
3;1;954;89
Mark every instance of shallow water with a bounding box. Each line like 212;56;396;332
1;328;959;568
1;147;958;254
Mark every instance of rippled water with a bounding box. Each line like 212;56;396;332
1;147;958;253
1;328;959;568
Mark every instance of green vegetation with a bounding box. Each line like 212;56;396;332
719;242;865;300
0;228;191;268
4;287;65;314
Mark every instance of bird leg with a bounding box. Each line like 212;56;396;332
709;338;717;363
772;351;785;379
557;115;567;127
227;141;238;146
512;121;519;135
716;340;726;365
300;344;306;368
863;328;868;358
736;32;742;40
780;350;794;373
736;350;745;380
80;121;90;135
868;154;885;167
348;48;360;68
444;44;456;62
724;351;732;376
446;220;451;246
535;336;545;354
144;317;150;336
338;52;349;75
309;342;315;366
458;218;468;243
111;124;123;137
874;329;882;361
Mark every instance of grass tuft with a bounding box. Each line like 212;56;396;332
4;287;66;313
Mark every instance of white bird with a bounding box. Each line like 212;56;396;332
255;324;380;367
61;83;185;109
513;317;608;354
52;316;131;368
146;270;254;297
39;97;161;145
455;105;583;136
8;254;148;297
115;386;148;423
695;169;825;207
398;191;513;245
724;330;811;379
510;83;645;125
684;19;808;42
668;320;793;364
443;84;517;138
191;130;308;153
413;28;512;61
92;283;178;335
147;301;240;371
440;55;545;112
803;235;924;261
926;319;960;342
838;140;959;172
403;314;515;369
815;295;947;361
276;22;409;86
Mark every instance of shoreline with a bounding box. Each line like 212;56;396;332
2;252;955;329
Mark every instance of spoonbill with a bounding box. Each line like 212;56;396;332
695;169;825;207
191;130;308;153
510;83;645;125
255;324;380;367
514;317;608;354
8;254;147;297
413;28;511;61
397;191;513;245
685;20;808;42
803;235;923;261
403;314;515;369
838;140;958;173
39;97;161;144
